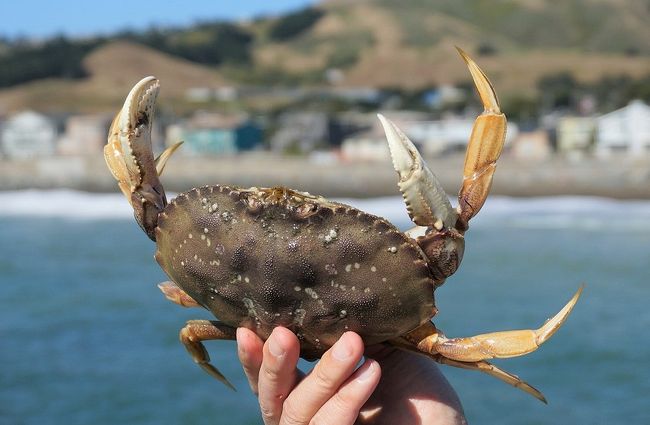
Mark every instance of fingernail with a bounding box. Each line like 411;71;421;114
332;333;353;361
268;333;285;358
355;360;377;383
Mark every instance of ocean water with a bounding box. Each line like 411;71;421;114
1;191;649;424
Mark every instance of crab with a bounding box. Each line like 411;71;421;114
104;48;581;403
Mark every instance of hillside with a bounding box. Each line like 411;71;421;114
252;0;650;92
0;42;228;113
0;0;649;114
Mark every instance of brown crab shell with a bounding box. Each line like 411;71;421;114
154;185;436;358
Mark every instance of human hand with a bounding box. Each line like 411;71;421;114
237;327;380;425
236;327;466;425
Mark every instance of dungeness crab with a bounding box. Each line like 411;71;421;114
104;49;581;402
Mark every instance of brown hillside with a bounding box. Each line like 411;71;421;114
253;0;650;93
0;41;228;114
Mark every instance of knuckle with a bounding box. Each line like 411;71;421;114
259;402;276;422
312;364;337;392
262;363;283;384
329;392;355;416
281;399;308;425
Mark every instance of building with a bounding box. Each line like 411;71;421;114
595;100;650;157
166;112;262;156
341;129;389;162
511;130;552;160
556;116;595;157
372;113;518;157
57;114;112;156
270;112;330;154
0;111;57;159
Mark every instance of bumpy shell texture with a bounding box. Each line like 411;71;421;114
155;185;435;357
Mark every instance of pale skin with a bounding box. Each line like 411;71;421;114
236;327;467;425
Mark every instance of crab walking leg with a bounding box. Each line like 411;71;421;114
435;356;547;403
389;336;546;402
154;141;183;176
455;48;507;229
157;281;201;308
418;287;583;362
179;320;237;390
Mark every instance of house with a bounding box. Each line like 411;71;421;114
57;114;112;156
511;130;552;160
556;116;595;157
341;128;389;162
166;112;262;156
595;100;650;157
375;113;518;157
0;111;57;159
270;112;330;154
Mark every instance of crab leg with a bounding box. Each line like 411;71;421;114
411;287;582;362
180;320;237;390
155;141;183;176
389;337;546;402
158;281;201;308
456;47;507;230
435;356;547;403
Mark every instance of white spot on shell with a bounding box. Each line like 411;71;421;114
371;266;377;272
388;246;397;253
242;298;258;319
294;286;302;292
244;276;250;283
354;263;360;269
345;264;352;272
339;310;347;318
188;233;193;239
305;288;319;299
293;308;306;326
204;228;208;233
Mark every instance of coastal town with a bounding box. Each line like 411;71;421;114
1;86;649;162
2;85;650;199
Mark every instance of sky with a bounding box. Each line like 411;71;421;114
1;0;318;39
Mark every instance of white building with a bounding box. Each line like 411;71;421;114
57;114;111;156
399;118;518;156
0;111;57;159
595;100;650;157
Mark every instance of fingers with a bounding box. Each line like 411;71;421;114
258;327;302;425
236;328;264;394
279;332;371;425
310;359;381;424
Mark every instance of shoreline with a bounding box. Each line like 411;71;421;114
1;153;650;200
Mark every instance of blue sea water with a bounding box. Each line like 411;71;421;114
1;191;649;424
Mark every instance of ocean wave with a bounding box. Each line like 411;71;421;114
2;190;650;231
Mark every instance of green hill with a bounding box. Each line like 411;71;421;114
1;0;649;113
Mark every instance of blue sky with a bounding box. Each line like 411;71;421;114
1;0;317;39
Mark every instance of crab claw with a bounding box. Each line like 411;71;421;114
104;76;168;240
378;114;457;231
456;47;507;229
